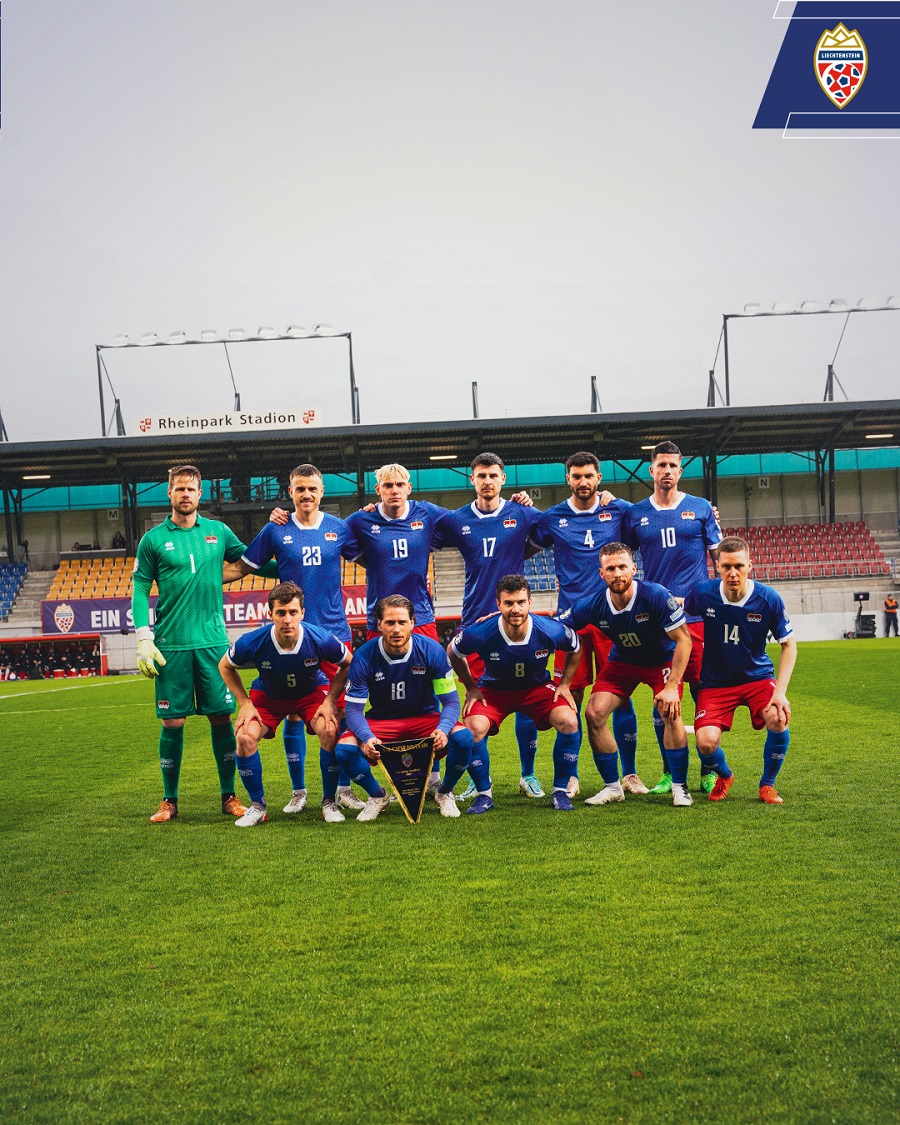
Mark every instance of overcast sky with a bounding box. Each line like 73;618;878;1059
1;1;898;442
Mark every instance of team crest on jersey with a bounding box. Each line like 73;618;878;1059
747;613;763;623
461;525;471;535
324;532;338;541
158;700;170;710
666;597;679;612
598;512;613;522
53;603;75;633
304;657;319;667
410;520;424;531
535;648;549;660
635;613;649;624
681;511;695;520
815;24;867;108
412;665;426;674
165;541;175;551
503;518;517;528
205;535;218;544
282;535;293;544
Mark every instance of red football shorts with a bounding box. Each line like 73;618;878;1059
366;622;439;642
591;660;683;700
249;685;329;737
467;682;575;737
319;660;346;708
684;621;705;686
338;713;452;760
554;625;611;690
693;680;778;732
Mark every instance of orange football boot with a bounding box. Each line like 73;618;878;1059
709;775;735;802
759;785;784;805
222;794;248;817
150;799;178;823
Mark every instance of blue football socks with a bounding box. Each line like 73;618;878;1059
439;727;475;793
653;710;670;773
702;746;733;779
320;747;341;802
515;713;539;776
592;750;620;786
468;739;492;793
612;699;638;776
665;745;689;786
282;719;307;789
236;750;265;805
761;728;789;788
552;729;581;789
334;743;386;798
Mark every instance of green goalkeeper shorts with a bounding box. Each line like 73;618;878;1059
154;646;235;720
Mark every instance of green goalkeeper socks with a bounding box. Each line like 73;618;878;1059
210;722;238;795
158;726;185;800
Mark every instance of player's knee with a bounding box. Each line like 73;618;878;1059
765;716;789;733
235;730;258;757
695;727;720;754
161;717;185;729
555;711;579;734
208;714;232;727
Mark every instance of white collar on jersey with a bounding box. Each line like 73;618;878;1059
605;580;639;616
270;622;305;654
718;579;756;607
376;501;411;522
291;510;324;531
378;636;413;664
469;497;506;520
566;496;600;515
648;492;686;512
498;615;534;647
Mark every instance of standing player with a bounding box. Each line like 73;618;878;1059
432;453;546;797
684;537;796;804
621;441;723;794
133;464;249;823
335;596;475;821
562;543;694;808
217;582;353;824
531;452;645;794
235;464;366;814
448;575;582;813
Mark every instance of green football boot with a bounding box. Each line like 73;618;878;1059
649;772;673;795
699;772;717;795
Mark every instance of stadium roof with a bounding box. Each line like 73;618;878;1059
2;399;899;488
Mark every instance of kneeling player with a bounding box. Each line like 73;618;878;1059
448;575;582;812
335;595;475;821
562;543;693;807
218;582;352;825
684;536;796;804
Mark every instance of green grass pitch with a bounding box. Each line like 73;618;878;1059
1;640;897;1123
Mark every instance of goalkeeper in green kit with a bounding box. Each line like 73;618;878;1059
132;464;261;823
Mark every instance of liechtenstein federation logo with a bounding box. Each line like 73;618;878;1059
54;603;75;633
815;24;867;108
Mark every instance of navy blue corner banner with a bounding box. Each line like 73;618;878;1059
755;2;900;131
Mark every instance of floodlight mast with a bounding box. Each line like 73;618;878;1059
95;328;359;437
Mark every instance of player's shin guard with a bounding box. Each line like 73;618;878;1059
282;719;307;790
334;743;386;798
702;746;733;779
652;710;670;772
592;750;620;786
441;727;475;792
666;746;689;786
158;726;184;800
515;713;539;776
468;739;492;792
237;751;265;805
552;729;581;790
210;723;238;795
761;728;789;788
320;747;341;802
612;700;638;777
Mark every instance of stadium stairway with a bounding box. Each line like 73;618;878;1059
872;529;899;580
432;550;465;620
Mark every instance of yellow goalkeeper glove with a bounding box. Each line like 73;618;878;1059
136;629;166;679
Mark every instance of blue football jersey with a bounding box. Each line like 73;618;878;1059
345;500;444;630
450;612;579;690
344;633;456;720
684;579;793;687
242;512;360;642
225;621;348;699
562;579;686;667
531;496;632;614
433;499;544;626
620;494;722;623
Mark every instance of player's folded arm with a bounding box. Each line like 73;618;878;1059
434;684;461;733
344;696;375;743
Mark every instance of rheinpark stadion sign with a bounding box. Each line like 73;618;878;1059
132;409;321;435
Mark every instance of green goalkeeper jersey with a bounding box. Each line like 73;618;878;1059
132;516;246;650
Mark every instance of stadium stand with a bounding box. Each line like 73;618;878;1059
723;522;891;581
0;561;27;620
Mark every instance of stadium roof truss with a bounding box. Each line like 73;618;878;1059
2;399;899;558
